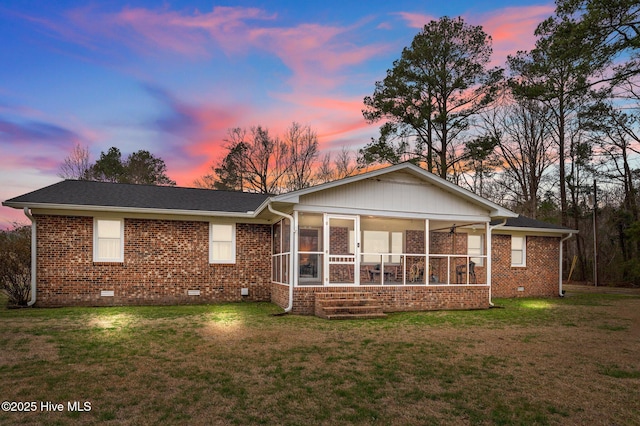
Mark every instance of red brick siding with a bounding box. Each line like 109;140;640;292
285;285;490;315
270;282;290;308
406;230;425;254
329;226;349;254
429;231;467;255
34;215;271;307
33;214;560;310
491;234;559;297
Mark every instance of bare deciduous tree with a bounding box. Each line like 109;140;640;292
314;153;335;184
313;147;359;184
283;122;319;191
58;143;90;180
481;95;556;217
242;126;288;194
198;122;330;193
333;147;359;180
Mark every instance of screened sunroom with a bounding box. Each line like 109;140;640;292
268;163;520;296
267;163;519;314
272;213;491;287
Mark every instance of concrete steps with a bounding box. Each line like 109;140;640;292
314;292;386;320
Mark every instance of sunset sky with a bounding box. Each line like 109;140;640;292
0;0;556;226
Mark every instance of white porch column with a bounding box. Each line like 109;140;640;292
486;221;492;292
487;219;506;306
425;219;430;284
293;211;299;288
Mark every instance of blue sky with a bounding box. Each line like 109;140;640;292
0;0;555;226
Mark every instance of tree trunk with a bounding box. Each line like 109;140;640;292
558;106;568;228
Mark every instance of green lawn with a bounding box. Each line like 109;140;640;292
1;293;639;425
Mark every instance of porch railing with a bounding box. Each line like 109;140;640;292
292;251;487;286
272;251;487;286
359;253;486;286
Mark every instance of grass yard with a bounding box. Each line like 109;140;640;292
1;291;639;425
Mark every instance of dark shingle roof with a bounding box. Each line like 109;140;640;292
3;180;269;213
491;215;573;231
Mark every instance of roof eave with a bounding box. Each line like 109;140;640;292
490;208;519;219
3;201;258;218
497;225;579;234
253;197;275;215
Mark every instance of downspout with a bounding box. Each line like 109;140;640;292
487;219;507;307
268;204;295;313
23;207;36;307
559;233;574;297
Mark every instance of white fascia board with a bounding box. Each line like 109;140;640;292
3;202;258;219
490;208;519;219
252;197;275;216
494;226;579;235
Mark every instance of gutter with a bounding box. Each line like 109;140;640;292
267;204;295;313
494;226;574;235
4;202;262;219
559;233;575;297
23;208;37;307
487;218;507;307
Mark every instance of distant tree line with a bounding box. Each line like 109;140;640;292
59;145;175;186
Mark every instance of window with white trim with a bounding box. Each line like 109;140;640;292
468;234;483;266
362;230;403;263
210;223;236;264
511;235;526;267
94;218;124;262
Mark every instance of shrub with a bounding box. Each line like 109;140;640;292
0;224;31;306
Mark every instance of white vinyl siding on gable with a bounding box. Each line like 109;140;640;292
511;235;526;267
297;171;489;218
210;223;236;264
94;218;124;262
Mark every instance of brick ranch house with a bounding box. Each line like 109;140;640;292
3;163;576;315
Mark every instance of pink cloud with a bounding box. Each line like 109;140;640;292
0;152;60;173
265;92;378;152
251;23;390;90
139;86;253;186
394;12;437;29
471;5;555;66
28;5;389;93
57;5;277;58
250;23;366;68
160;89;375;187
0;207;30;229
395;6;554;68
